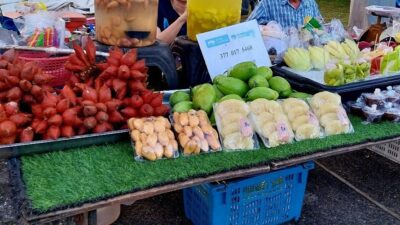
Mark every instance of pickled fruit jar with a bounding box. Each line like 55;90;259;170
95;0;158;47
187;0;242;41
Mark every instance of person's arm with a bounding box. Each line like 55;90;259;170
246;0;269;24
157;11;187;44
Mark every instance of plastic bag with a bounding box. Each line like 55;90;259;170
214;100;259;151
128;117;179;162
309;91;354;136
248;99;294;148
281;98;323;141
20;11;65;47
171;110;221;156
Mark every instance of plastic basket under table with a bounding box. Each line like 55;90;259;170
368;141;400;164
183;162;314;225
18;51;72;87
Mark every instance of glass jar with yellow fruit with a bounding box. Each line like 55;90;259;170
187;0;242;41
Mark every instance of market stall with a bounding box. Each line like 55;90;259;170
1;1;400;225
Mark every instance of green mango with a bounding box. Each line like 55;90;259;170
255;66;273;80
169;91;190;107
289;92;312;100
215;76;249;97
269;76;292;96
248;75;269;88
192;83;217;114
212;75;225;84
228;61;257;81
213;84;224;101
246;87;279;101
219;94;243;102
172;101;193;112
280;89;293;98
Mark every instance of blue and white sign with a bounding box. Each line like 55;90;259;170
197;20;271;79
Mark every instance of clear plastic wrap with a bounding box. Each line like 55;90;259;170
248;99;294;148
128;117;179;162
362;104;385;123
214;99;259;151
20;11;65;47
310;91;354;136
171;110;221;156
281;98;323;141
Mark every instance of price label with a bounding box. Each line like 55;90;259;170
197;20;271;79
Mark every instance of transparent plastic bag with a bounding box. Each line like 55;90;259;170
280;98;324;141
170;110;221;156
20;11;65;47
128;117;179;162
309;91;354;136
247;99;294;148
214;100;259;151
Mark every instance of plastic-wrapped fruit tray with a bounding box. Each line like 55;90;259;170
0;89;188;159
272;66;400;100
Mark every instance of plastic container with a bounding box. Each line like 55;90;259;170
309;92;354;136
187;0;242;41
128;117;179;161
95;0;158;47
183;161;315;225
214;100;259;151
280;98;323;141
18;52;72;87
369;141;400;164
247;99;294;148
170;110;222;156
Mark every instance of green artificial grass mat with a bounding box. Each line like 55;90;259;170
21;116;400;212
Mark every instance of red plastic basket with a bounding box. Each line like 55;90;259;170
18;51;72;87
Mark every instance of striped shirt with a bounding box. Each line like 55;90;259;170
247;0;322;28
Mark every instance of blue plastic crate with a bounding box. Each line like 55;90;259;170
183;162;314;225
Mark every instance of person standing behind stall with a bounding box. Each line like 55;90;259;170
157;0;187;44
247;0;322;27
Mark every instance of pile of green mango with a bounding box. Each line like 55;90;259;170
169;61;311;117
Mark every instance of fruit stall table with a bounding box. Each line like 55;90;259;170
6;115;400;224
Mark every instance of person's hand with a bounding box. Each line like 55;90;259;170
178;10;187;23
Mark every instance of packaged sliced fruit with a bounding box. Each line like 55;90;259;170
362;104;384;123
281;98;323;141
309;91;354;136
362;88;386;107
346;97;366;117
171;110;221;156
248;99;294;147
128;116;179;161
214;99;259;151
383;86;400;103
383;103;400;122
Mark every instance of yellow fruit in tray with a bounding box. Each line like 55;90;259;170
320;113;339;127
316;103;341;118
282;98;309;112
221;113;244;127
267;132;280;148
296;124;320;140
221;122;240;138
249;99;282;115
292;115;310;131
254;112;275;126
311;91;341;111
216;99;249;117
287;106;309;122
325;120;349;135
223;132;243;149
261;122;276;137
